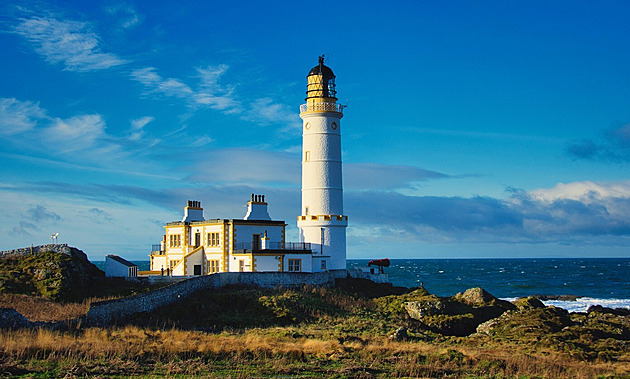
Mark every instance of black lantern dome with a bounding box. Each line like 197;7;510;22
306;56;337;101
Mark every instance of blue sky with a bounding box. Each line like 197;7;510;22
1;1;630;260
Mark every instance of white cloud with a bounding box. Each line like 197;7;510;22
132;65;298;132
194;65;242;113
11;15;129;71
131;65;243;114
526;181;630;203
243;97;297;125
0;98;162;171
131;67;194;99
0;98;47;135
129;116;154;141
104;4;141;29
46;114;106;152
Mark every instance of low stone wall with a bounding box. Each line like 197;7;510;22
0;308;31;329
0;244;72;258
83;271;340;326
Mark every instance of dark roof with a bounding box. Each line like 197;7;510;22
308;56;335;77
106;254;137;267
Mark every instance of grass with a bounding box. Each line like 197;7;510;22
1;279;630;378
1;326;628;378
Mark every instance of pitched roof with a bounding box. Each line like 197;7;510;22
106;254;137;267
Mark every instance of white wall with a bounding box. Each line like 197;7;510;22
254;255;281;272
105;257;134;277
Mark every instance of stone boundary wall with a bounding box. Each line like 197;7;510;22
83;270;346;326
0;244;72;258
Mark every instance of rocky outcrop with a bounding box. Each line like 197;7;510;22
0;245;104;301
587;305;630;316
513;296;546;310
404;287;516;336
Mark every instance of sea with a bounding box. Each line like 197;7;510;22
93;258;630;313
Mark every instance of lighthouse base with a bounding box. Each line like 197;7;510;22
298;215;347;270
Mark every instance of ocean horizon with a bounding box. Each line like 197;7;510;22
93;257;630;313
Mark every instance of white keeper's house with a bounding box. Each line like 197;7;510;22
150;57;348;276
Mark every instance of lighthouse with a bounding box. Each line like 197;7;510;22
298;56;348;271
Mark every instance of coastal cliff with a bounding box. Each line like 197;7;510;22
0;244;104;301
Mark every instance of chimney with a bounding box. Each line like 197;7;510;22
182;200;204;222
244;194;271;220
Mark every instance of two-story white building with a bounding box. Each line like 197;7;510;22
150;195;324;276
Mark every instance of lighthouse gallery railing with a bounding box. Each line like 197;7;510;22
300;102;345;114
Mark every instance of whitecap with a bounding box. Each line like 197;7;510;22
544;298;630;313
500;297;630;313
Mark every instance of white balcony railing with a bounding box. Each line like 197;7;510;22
300;102;345;114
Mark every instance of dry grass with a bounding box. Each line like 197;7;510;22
2;326;628;378
0;294;92;322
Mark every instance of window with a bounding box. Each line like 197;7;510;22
169;234;181;247
207;232;220;246
209;260;220;273
304;151;310;162
321;260;327;270
239;260;245;272
331;122;338;130
305;206;309;215
288;259;302;272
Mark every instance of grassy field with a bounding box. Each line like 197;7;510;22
1;281;629;378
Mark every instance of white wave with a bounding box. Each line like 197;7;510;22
502;297;630;313
543;298;630;313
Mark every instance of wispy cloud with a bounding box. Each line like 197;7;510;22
0;98;47;135
26;205;61;222
131;64;297;132
104;3;142;29
243;97;296;125
566;124;630;162
11;221;40;237
10;14;129;71
129;116;154;141
84;208;114;224
131;65;243;114
195;65;242;113
345;163;449;190
0;98;160;171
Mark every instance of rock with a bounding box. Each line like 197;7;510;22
0;308;30;329
587;305;630;316
405;298;446;319
534;294;580;301
453;287;497;305
405;288;516;337
389;327;408;341
513;296;546;310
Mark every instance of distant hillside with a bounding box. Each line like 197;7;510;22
0;245;104;301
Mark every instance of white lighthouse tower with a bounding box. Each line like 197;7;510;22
298;56;348;271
